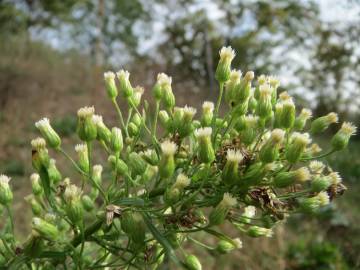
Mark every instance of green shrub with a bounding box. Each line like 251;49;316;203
0;46;356;269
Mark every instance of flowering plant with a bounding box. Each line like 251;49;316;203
0;46;356;269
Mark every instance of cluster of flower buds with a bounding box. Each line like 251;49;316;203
0;46;356;269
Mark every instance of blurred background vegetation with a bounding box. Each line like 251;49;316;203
0;0;359;269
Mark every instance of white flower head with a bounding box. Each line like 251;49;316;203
268;76;280;88
316;191;330;206
233;238;243;249
340;122;357;136
157;73;172;88
183;105;197;118
270;129;285;144
174;173;191;190
328;172;342;185
326;112;338;124
292;132;311;146
244;71;255;81
161;140;177;156
77;106;95;118
92;114;104;126
279;91;292;101
226;149;243;163
31;137;47;149
295;167;311;182
30;173;40;184
257;74;267;85
35;117;51;129
309;161;325;174
75;143;87;154
310;143;322;154
259;84;272;98
194;127;212;138
116;69;130;80
300;108;312;120
219;46;235;61
229;70;242;83
0;175;11;187
64;184;81;202
93;164;103;175
202;101;214;113
222;193;237;207
243;206;256;218
104;71;115;82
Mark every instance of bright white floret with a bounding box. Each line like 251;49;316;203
309;161;325;174
259;84;272;98
0;175;10;186
243;206;256;218
104;71;115;81
93;165;103;175
157;73;172;87
316;191;330;206
295;167;311;182
31;137;47;149
92;115;104;125
30;173;40;184
326;112;338;123
222;193;237;207
183;105;197;118
194;127;212;138
116;69;130;80
64;184;81;202
202;101;214;113
340;122;357;136
270;129;285;144
233;238;243;249
226;149;243;163
161;140;177;156
35;118;51;129
328;172;342;185
75;144;87;153
292;132;311;145
77;106;95;118
174;174;191;189
300;108;312;120
229;70;242;83
219;46;235;61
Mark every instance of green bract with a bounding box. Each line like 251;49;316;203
0;46;356;269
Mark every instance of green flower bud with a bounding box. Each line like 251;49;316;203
159;110;170;129
273;103;283;128
243;162;265;184
35;118;61;149
311;176;331;192
225;70;241;105
82;195;95;212
116;70;133;98
164;187;180;205
162;88;175;110
286;132;311;163
194;127;215;164
92;164;103;186
201;101;214;126
257;84;273;119
279;99;295;129
130;86;144;107
273;167;310;188
184;254;202;270
121;211;146;244
64;184;83;225
209;193;237;226
93;115;111;145
331;122;357;151
104;71;118;99
299;191;330;213
31;138;50;171
172;107;184;131
129;152;147;176
248;96;257;113
140;149;159;166
294;108;312;131
239;116;259;145
215;46;235;83
310;112;338;134
159;140;177;178
30;173;43;196
32;217;59;241
26;195;42;216
77;106;97;141
154;73;172;100
233;71;254;104
75;144;89;174
128;122;139;137
222;149;243;185
110;127;123;154
259;129;285;163
0;175;12;206
23;235;44;258
48;159;62;185
247;226;273;238
141;165;158;184
216;238;242;254
131;113;142;127
108;155;129;175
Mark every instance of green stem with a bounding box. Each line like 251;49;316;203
188;236;215;250
112;98;129;138
301;149;336;161
212;82;224;142
6;205;14;236
152;100;160;137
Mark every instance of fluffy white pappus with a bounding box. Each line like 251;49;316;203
31;137;47;149
161;140;177;156
202;101;214;113
116;69;130;80
226;149;243;163
77;106;95;118
35;118;51;129
219;46;235;61
157;73;172;87
326;112;338;123
194;127;212;138
222;192;237;207
104;71;115;81
340;122;357;136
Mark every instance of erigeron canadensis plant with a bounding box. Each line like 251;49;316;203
0;46;356;269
